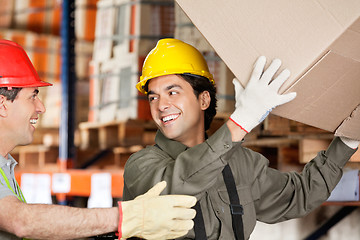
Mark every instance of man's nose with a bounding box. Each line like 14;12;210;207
158;96;170;111
36;98;46;114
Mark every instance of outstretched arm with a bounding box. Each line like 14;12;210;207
0;196;118;239
0;182;195;240
254;136;357;223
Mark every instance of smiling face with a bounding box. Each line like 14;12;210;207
147;75;210;147
0;87;46;156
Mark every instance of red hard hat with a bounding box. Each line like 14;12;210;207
0;39;52;88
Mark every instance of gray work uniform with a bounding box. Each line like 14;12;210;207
0;155;23;239
123;124;356;240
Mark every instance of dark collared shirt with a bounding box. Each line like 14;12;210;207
123;124;356;239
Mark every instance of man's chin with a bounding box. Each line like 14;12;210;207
160;128;178;140
19;137;34;146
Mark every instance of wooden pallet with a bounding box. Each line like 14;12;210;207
31;127;60;146
12;143;143;171
11;145;59;171
243;137;302;172
243;136;360;172
263;114;331;136
75;145;143;169
142;120;158;146
78;119;146;150
299;138;360;164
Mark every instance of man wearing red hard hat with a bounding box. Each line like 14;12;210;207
0;39;196;240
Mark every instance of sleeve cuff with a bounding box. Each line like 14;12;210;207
326;137;357;168
340;136;360;149
117;201;123;239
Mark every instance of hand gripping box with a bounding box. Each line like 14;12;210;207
175;0;360;140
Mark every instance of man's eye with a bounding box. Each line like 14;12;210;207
169;91;178;95
148;96;158;102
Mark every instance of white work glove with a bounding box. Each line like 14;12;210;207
118;181;196;240
340;136;360;149
230;56;297;133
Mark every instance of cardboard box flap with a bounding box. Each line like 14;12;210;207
331;18;360;62
175;0;360;90
176;0;360;140
335;105;360;139
320;0;360;27
272;51;360;139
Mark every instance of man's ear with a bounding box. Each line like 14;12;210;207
199;91;211;110
0;95;8;117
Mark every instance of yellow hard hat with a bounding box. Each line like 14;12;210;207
136;38;214;94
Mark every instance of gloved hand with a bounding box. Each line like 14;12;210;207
230;56;297;133
340;136;360;149
118;181;196;240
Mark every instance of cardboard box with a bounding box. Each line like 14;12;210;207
75;40;94;81
114;0;175;56
14;0;61;35
174;3;213;52
93;0;117;61
98;53;139;123
75;0;99;41
0;0;14;28
176;0;360;140
88;60;101;122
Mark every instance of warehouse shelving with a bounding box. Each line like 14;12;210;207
14;168;124;198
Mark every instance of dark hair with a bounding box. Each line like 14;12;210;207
144;74;217;131
0;87;22;102
179;74;217;131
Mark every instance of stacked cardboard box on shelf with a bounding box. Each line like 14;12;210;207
97;53;139;123
0;0;14;28
89;0;175;123
75;0;99;41
13;0;62;35
174;3;235;115
12;0;99;39
74;40;94;124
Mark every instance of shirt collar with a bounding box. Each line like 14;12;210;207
155;130;188;159
0;154;18;168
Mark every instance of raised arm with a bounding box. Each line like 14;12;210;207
253;136;358;223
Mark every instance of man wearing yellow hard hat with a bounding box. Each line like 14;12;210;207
0;39;197;240
123;38;359;239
